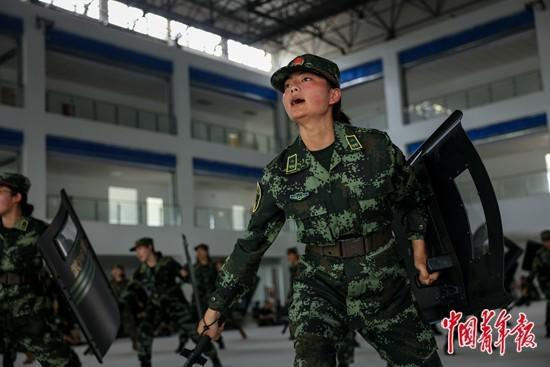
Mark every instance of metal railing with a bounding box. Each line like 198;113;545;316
457;169;549;204
46;90;177;134
47;195;181;226
195;205;296;232
192;119;276;153
0;79;23;107
406;70;543;123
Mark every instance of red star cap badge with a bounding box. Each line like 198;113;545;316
291;56;304;66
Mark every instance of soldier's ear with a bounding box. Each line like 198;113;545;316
329;88;341;105
12;192;23;205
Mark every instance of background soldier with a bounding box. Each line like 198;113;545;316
532;230;550;337
110;264;139;350
128;237;221;367
0;173;81;367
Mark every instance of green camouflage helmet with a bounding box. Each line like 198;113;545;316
0;172;31;195
271;54;340;93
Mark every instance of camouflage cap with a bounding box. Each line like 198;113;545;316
130;237;155;252
271;54;340;93
0;172;31;195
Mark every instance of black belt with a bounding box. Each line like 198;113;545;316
0;272;34;285
306;227;393;258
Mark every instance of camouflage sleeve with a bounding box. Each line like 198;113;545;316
387;138;428;241
532;251;542;276
208;172;286;312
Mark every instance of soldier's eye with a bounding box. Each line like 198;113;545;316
303;77;312;82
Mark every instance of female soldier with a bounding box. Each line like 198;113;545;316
0;173;80;367
198;54;442;366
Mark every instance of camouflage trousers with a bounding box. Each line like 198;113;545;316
540;280;550;328
137;297;218;364
0;314;80;367
289;239;441;367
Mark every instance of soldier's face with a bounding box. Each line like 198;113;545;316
196;248;208;261
0;186;20;216
135;245;153;263
282;72;341;122
544;241;550;250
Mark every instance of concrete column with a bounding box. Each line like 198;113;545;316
172;55;195;229
534;7;550;132
382;49;408;150
21;127;47;220
22;14;46;113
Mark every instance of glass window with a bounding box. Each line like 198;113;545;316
146;197;164;227
108;186;138;225
190;86;276;153
402;29;541;123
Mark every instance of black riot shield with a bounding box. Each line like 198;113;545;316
393;110;513;323
37;189;120;363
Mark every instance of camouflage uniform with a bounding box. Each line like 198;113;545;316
0;173;80;367
192;261;218;313
129;253;219;366
532;246;550;332
209;120;441;366
111;277;139;346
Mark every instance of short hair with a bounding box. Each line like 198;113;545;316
112;264;125;272
287;247;299;256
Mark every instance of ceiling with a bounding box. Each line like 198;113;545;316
117;0;506;61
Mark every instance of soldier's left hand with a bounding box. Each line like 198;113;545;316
415;262;440;286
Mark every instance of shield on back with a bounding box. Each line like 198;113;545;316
38;189;120;363
393;111;512;323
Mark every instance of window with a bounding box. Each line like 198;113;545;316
146;197;164;227
232;205;245;231
108;186;138;225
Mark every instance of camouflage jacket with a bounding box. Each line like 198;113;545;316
532;246;550;285
209;122;427;311
0;216;52;319
131;254;189;306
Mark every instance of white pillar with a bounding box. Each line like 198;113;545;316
21;127;47;220
172;54;194;229
534;7;550;132
22;13;46;113
382;49;407;148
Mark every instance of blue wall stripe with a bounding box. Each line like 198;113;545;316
406;113;548;155
399;10;534;66
0;127;23;148
340;59;383;88
47;136;176;169
189;67;277;102
193;158;263;181
0;13;23;34
45;29;173;75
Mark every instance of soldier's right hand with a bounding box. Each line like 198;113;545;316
197;308;224;341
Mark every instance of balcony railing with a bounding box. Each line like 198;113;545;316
406;70;542;123
0;79;23;107
195;205;296;232
47;195;181;226
46;90;176;134
457;169;549;204
192;119;276;153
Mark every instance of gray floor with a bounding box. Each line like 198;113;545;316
9;301;550;366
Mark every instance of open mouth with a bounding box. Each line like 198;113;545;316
291;98;305;106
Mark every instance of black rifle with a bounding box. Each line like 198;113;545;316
180;234;222;367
